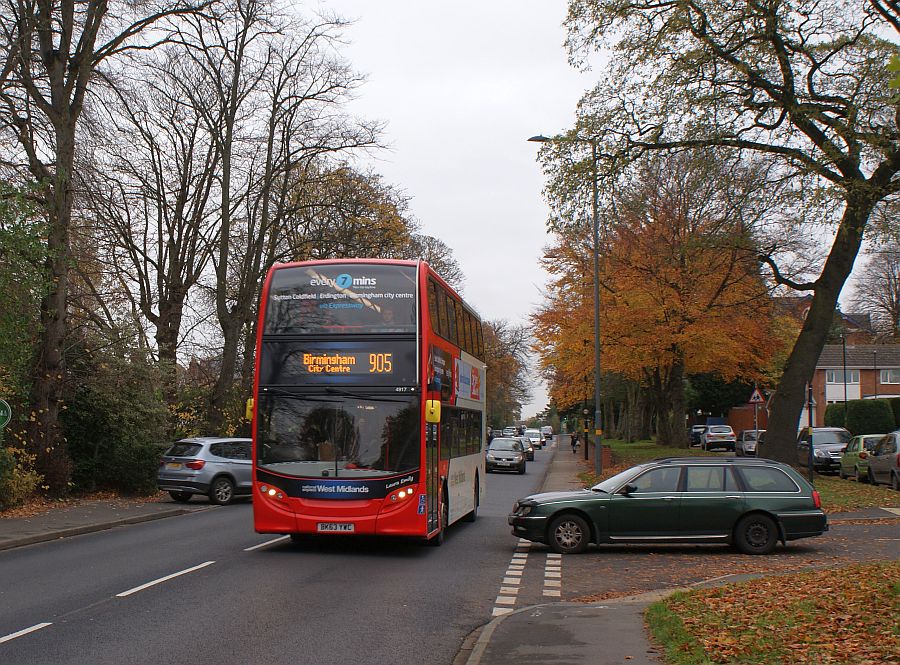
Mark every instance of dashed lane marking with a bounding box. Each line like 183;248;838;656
0;623;52;644
244;536;290;551
116;561;215;598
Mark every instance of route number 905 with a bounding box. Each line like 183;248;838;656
369;353;393;373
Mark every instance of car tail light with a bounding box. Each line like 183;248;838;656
896;453;900;467
159;459;166;467
812;490;821;509
185;459;205;470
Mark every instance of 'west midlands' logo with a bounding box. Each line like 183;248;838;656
335;274;353;289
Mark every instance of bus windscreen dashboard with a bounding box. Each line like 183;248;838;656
264;263;417;335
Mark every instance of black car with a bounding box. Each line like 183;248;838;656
689;425;707;447
797;427;852;473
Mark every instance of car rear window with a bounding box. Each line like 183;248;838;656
738;467;799;492
165;443;202;457
709;426;732;433
813;431;851;445
685;466;739;492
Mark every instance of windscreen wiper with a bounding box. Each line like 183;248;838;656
324;386;409;403
258;387;339;403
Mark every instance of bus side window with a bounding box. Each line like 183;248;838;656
443;290;457;345
475;321;484;359
428;280;440;334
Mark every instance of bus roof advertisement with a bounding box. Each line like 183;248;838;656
265;263;417;335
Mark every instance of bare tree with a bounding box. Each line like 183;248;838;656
0;0;211;492
165;1;382;428
405;234;465;292
852;244;900;339
80;52;222;407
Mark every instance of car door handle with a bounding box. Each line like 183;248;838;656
726;496;741;499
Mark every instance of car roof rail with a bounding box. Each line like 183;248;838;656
651;456;783;465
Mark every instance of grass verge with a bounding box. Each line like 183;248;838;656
645;561;900;665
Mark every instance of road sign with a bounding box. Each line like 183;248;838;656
0;399;10;428
748;387;765;404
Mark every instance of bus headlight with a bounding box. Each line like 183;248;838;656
259;483;286;501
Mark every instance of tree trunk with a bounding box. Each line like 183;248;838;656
765;196;874;463
25;130;75;494
651;359;688;448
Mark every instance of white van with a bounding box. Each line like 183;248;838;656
540;426;553;441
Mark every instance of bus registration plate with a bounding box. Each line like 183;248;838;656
317;523;355;533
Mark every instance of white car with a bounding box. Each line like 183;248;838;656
524;429;544;450
701;425;736;451
540;426;553;441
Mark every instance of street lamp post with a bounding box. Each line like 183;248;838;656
529;133;603;476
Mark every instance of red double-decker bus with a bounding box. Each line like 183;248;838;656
251;259;486;544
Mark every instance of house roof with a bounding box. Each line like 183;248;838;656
817;344;900;368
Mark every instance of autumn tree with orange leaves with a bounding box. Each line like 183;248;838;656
534;150;786;446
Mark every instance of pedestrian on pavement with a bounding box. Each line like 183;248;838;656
570;432;578;454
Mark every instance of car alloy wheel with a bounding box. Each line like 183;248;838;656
734;514;778;555
548;514;590;554
209;477;235;505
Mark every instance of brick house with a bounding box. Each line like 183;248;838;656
805;344;900;426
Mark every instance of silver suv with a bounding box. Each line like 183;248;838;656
157;437;252;505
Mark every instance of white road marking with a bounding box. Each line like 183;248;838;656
491;607;513;617
244;536;289;551
882;507;900;516
116;561;215;597
0;623;52;644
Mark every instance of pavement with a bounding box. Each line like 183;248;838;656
1;439;897;665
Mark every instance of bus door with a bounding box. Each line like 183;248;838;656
426;422;440;532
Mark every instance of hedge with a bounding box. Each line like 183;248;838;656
845;399;896;436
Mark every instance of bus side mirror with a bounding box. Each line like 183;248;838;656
425;400;441;423
245;398;254;421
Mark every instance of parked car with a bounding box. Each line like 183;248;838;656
839;434;884;482
508;457;827;554
736;429;765;457
524;428;544;450
701;425;736;451
689;425;707;447
797;427;852;474
485;438;527;474
541;425;553;441
157;437;252;505
516;436;535;461
867;431;900;490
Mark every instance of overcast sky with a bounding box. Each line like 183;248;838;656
318;1;595;418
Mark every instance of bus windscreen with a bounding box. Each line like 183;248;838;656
264;263;418;335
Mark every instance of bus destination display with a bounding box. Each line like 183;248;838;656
259;340;416;386
301;351;393;375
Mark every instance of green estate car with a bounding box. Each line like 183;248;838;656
508;457;827;555
838;434;884;482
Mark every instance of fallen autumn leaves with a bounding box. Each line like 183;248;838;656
646;560;900;664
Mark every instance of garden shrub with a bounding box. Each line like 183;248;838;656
824;402;846;428
0;446;42;510
845;399;896;436
62;340;169;495
888;397;900;429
